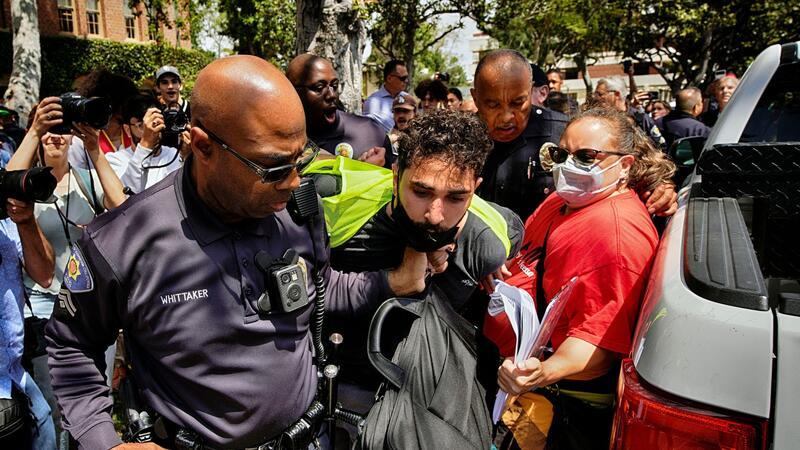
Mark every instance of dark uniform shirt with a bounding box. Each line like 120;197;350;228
629;107;667;150
656;111;711;150
45;160;392;449
310;111;394;168
478;107;568;221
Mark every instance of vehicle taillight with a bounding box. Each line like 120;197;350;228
611;358;768;450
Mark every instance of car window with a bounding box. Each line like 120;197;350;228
740;61;800;142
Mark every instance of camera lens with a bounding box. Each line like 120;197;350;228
288;285;301;301
281;273;291;284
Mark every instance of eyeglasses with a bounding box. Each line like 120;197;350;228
390;74;409;82
196;122;320;184
549;146;629;167
299;80;340;95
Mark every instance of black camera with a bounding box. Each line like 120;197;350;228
50;93;112;135
0;167;57;219
161;107;188;148
254;248;310;315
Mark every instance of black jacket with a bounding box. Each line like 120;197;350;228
658;111;711;150
478;107;568;221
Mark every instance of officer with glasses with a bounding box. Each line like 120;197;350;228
287;54;393;168
45;55;433;450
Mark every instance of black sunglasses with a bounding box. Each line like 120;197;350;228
391;74;409;82
196;122;320;184
549;146;629;167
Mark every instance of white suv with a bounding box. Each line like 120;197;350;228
611;42;800;450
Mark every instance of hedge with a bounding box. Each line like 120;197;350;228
1;31;215;97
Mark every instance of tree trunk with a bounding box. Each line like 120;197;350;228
575;53;593;99
402;0;416;79
691;28;714;87
296;0;366;113
3;0;41;126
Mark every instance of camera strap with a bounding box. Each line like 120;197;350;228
72;163;103;216
140;144;181;171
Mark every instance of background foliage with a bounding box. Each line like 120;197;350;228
0;32;214;96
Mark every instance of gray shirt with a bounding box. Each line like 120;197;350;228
328;201;523;385
45;161;392;449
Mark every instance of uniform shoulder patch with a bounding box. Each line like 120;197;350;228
62;244;94;293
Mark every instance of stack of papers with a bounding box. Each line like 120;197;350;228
488;276;578;423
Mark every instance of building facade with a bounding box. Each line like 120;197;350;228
0;0;190;48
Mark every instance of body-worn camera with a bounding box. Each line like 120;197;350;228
50;93;112;135
0;167;57;219
254;248;310;314
161;107;188;149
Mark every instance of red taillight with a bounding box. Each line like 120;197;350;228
611;358;768;450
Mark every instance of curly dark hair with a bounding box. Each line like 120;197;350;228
397;109;492;177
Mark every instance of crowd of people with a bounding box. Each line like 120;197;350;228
0;48;739;450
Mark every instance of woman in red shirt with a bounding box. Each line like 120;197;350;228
490;107;675;449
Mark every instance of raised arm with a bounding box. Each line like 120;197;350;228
73;123;127;209
7;198;55;288
6;97;63;170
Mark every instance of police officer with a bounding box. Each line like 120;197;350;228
45;56;435;450
286;55;391;168
471;50;568;220
656;87;710;150
472;50;679;221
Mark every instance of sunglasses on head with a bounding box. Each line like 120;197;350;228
549;146;629;167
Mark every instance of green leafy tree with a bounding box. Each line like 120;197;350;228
217;0;296;67
470;0;626;95
367;22;469;89
127;0;194;46
621;0;800;92
366;0;477;78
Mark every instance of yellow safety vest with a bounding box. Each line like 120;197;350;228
303;157;512;256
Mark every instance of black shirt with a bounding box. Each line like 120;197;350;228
657;111;711;150
479;107;568;221
328;201;523;385
310;111;394;168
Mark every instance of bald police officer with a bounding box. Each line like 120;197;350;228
471;50;568;220
46;56;433;450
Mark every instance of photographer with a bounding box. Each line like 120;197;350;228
1;192;56;448
155;65;190;116
67;70;139;169
107;94;185;194
6;97;126;434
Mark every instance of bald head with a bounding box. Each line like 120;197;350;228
470;50;534;143
676;87;703;116
474;49;532;86
286;53;332;87
191;55;305;136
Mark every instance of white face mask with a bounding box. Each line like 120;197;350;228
553;156;628;208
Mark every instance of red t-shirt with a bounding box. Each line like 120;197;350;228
484;190;658;357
